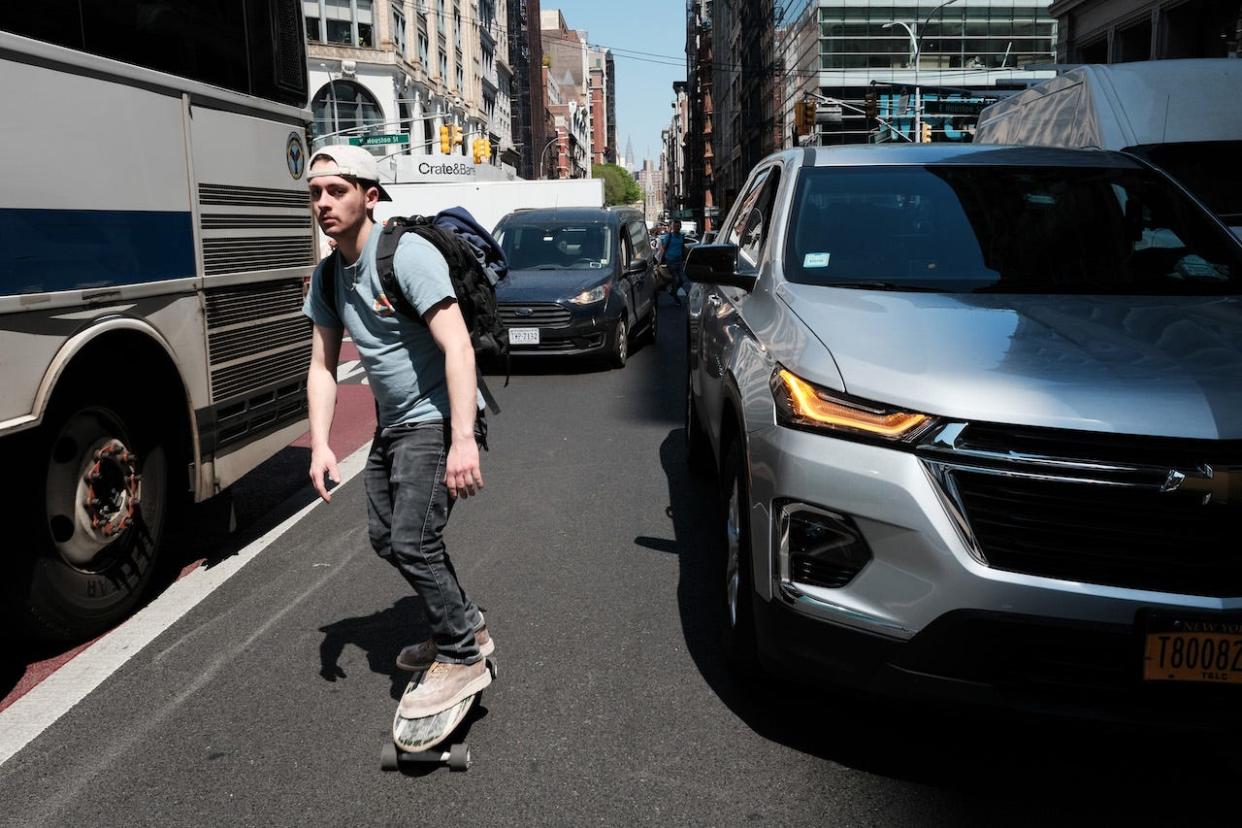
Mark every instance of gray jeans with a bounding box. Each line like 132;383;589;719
364;418;483;664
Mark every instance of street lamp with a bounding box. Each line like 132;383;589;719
539;135;559;179
881;0;960;143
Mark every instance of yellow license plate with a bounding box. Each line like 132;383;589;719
1144;631;1242;683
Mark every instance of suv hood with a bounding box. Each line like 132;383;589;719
777;284;1242;439
497;268;609;303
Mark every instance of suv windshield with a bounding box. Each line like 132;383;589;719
784;165;1242;294
1126;141;1242;226
497;222;613;270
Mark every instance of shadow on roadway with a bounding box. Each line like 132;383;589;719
317;595;431;701
657;433;1239;825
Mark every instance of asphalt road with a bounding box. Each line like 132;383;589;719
0;297;1237;826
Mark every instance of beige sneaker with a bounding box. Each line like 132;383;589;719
398;659;492;718
396;625;494;671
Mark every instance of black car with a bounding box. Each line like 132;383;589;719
492;207;659;367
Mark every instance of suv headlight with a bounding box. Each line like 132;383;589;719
770;365;934;442
569;284;609;305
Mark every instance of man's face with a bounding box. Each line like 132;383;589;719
308;158;377;237
673;221;682;233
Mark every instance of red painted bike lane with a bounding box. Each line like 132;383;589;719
1;342;375;713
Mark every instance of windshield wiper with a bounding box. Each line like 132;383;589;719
533;265;562;270
827;281;945;293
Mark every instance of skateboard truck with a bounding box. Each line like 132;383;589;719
381;658;497;773
381;741;470;772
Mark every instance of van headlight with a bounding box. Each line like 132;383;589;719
770;365;934;442
569;284;609;305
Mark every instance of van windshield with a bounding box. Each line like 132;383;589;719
1126;141;1242;227
784;165;1242;295
496;223;613;270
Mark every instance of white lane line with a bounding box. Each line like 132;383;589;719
0;443;371;769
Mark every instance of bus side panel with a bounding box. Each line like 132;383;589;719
0;55;209;427
188;103;314;491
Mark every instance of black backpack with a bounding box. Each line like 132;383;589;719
322;210;509;413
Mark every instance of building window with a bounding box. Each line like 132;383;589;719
483;92;496;120
391;3;406;56
454;3;462;49
439;46;448;80
482;44;493;75
311;80;385;142
456;60;464;91
418;24;429;66
314;0;375;48
305;6;322;41
816;3;1055;71
437;0;445;34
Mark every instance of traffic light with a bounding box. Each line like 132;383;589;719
920;121;933;143
864;90;879;127
480;137;491;160
439;124;450;154
792;100;805;138
800;98;817;137
451;124;462;146
472;138;483;164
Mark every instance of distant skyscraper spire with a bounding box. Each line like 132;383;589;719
623;135;635;170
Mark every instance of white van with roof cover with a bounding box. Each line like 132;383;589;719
974;59;1242;237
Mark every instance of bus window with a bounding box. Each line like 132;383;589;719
0;1;86;49
81;0;251;95
1;1;306;106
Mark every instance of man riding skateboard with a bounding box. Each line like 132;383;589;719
303;145;493;718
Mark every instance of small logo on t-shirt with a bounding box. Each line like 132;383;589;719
373;293;396;316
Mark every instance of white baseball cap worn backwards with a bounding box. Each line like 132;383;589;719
308;144;393;201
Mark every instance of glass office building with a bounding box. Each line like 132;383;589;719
777;1;1057;144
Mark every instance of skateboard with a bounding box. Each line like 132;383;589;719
380;658;497;772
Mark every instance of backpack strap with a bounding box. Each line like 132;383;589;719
318;248;340;323
374;217;424;321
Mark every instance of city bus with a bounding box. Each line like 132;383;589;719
0;1;316;642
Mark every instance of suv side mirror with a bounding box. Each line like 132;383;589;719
684;243;757;291
624;258;647;275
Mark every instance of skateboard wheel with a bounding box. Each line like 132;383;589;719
448;743;470;771
380;741;399;771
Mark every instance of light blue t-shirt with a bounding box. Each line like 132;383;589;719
303;226;482;427
659;232;686;263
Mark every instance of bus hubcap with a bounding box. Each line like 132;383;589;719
45;410;142;568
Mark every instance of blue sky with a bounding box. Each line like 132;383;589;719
547;1;684;170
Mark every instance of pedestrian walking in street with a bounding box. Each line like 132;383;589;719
303;144;493;718
657;219;688;304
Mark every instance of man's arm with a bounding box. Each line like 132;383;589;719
307;322;344;501
425;298;482;500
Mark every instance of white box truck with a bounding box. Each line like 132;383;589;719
974;59;1242;237
376;177;605;233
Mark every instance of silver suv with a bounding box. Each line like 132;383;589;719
684;144;1242;722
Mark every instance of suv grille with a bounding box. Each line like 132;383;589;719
925;424;1242;597
498;303;571;327
951;470;1242;596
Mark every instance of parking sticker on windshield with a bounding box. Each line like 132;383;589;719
803;252;831;268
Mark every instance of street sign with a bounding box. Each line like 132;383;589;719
924;99;993;116
704;206;720;217
815;104;843;124
348;134;410;146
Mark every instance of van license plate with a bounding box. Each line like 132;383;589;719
1143;616;1242;684
509;328;540;345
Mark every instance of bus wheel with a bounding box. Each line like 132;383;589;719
12;395;169;643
